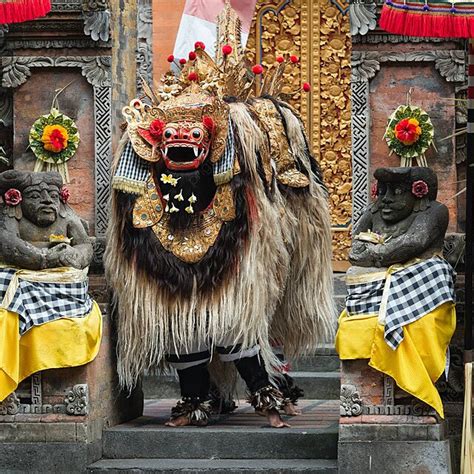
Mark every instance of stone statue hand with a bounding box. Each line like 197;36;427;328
45;244;83;269
349;241;376;266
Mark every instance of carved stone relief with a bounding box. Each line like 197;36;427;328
350;50;465;228
350;1;377;36
0;55;112;245
0;392;20;415
0;384;90;416
340;384;363;416
137;0;153;93
65;384;89;415
82;0;110;42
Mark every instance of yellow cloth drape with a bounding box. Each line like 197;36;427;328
0;301;102;402
335;302;456;418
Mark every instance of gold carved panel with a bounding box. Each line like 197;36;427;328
246;0;352;262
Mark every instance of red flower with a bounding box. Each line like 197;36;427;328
137;119;165;146
60;186;70;203
252;64;264;75
203;116;215;133
290;55;299;64
167;54;174;63
276;56;285;63
194;41;205;50
394;118;421;146
222;44;233;56
188;72;199;82
370;181;378;200
179;58;187;65
149;119;165;140
4;188;22;206
302;82;311;92
188;51;197;60
411;180;429;198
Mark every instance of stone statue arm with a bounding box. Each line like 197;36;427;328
349;208;376;265
370;204;448;267
66;215;93;268
0;209;48;270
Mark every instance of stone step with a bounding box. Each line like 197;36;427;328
142;371;340;400
88;458;338;473
292;355;340;372
101;402;339;461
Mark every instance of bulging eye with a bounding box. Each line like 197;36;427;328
164;128;175;139
191;128;202;139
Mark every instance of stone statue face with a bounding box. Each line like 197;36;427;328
21;182;61;227
378;182;416;224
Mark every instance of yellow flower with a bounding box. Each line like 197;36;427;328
41;125;69;153
408;118;419;126
160;174;180;187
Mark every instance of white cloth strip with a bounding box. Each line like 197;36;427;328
218;344;260;362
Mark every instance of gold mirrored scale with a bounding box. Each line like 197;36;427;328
133;180;236;263
250;99;310;189
133;179;164;228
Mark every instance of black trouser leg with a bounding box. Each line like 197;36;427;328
233;353;270;394
176;362;210;402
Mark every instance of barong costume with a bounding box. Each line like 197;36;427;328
106;4;335;420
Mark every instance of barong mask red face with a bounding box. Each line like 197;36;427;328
161;118;213;172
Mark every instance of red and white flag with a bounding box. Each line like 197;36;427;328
173;0;257;61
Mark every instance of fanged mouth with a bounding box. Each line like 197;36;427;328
162;143;208;170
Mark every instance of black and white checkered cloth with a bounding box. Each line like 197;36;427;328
112;140;151;193
346;258;455;350
0;268;93;335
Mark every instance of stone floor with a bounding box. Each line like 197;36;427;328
141;398;339;429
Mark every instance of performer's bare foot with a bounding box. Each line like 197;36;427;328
283;403;301;416
266;408;290;428
165;415;208;427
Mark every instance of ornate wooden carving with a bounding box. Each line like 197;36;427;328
247;0;352;261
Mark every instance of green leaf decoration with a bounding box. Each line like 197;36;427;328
28;111;80;164
383;105;434;160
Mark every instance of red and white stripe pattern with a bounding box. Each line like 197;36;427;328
173;0;257;61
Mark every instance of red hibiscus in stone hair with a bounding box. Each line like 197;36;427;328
203;116;215;134
4;188;22;206
60;185;70;203
370;181;378;200
411;180;429;198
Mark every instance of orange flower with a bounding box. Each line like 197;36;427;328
41;124;69;153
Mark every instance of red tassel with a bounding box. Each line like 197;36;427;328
0;0;51;24
380;2;474;38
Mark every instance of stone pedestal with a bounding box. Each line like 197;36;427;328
338;360;452;474
0;276;143;473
